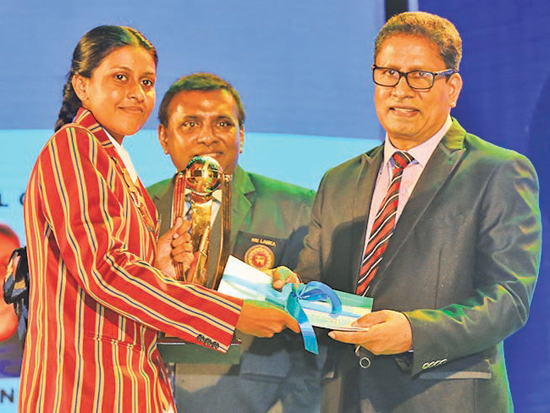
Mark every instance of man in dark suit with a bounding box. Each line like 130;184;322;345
147;73;320;413
289;12;542;413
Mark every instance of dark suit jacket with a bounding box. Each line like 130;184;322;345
147;165;317;412
296;119;542;413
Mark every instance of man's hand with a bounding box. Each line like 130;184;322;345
328;310;412;355
236;299;300;337
155;217;195;279
264;266;301;291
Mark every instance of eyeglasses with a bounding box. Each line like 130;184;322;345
372;65;456;91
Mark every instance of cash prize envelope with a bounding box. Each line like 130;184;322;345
218;256;373;354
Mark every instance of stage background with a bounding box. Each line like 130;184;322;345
419;2;550;412
0;0;548;412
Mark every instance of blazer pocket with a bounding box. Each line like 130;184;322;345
419;357;492;380
85;333;142;353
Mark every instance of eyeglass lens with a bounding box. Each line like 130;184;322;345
373;68;435;90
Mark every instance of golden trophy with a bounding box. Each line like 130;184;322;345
171;155;232;288
158;155;240;366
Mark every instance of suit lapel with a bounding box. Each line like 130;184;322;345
229;166;254;251
369;120;467;292
151;178;175;236
350;147;384;288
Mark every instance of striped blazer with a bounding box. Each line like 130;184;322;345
20;109;243;413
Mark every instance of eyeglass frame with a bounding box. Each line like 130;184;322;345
371;65;457;91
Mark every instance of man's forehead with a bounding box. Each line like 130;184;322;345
169;89;238;115
376;34;444;68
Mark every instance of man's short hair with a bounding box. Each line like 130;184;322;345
375;11;462;71
158;72;245;128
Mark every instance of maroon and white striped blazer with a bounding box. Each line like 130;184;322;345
20;108;243;413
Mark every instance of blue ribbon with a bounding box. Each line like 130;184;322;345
282;281;342;354
221;273;344;354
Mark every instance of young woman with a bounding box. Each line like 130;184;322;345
20;25;298;413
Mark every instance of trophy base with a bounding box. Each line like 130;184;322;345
157;337;242;364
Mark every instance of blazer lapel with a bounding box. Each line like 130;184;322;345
74;108;130;171
369;120;467;291
75;108;159;237
74;108;115;152
350;146;384;289
229;166;254;251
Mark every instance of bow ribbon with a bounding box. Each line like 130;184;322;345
280;281;342;354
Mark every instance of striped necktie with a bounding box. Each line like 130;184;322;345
356;151;414;296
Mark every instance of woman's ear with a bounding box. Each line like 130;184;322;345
72;74;89;106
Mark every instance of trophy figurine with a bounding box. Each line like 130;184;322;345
171;155;232;289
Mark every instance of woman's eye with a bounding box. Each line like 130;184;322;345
115;74;127;81
142;79;154;87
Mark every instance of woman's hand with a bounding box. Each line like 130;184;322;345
155;217;195;279
236;299;300;337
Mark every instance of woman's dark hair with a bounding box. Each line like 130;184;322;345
54;25;158;131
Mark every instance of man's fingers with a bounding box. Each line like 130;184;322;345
328;330;369;344
272;279;284;289
351;310;389;328
271;266;300;291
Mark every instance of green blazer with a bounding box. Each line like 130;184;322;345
296;119;542;413
147;165;318;413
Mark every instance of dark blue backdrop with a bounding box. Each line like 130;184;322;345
420;1;550;411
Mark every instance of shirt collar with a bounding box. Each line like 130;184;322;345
184;187;223;203
383;115;452;168
105;130;139;183
105;130;123;151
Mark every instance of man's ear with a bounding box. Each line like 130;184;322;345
72;74;89;105
239;126;245;154
447;72;463;108
158;124;169;154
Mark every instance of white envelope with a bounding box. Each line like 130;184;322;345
219;256;372;331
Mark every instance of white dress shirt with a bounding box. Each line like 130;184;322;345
364;116;453;245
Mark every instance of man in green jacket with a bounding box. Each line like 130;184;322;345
148;72;321;413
